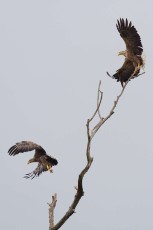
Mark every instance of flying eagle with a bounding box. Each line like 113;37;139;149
107;18;144;87
8;141;58;179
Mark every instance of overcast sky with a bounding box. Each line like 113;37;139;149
0;0;153;230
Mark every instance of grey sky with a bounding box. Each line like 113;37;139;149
0;0;152;229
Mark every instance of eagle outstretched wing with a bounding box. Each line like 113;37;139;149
116;18;143;55
8;141;46;157
24;163;48;179
112;59;140;86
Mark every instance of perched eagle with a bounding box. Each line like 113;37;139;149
107;18;144;87
8;141;58;179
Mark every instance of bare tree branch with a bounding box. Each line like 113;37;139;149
48;76;132;230
97;81;103;119
91;76;134;138
133;71;145;78
48;193;57;230
106;71;145;79
89;81;103;123
48;117;93;230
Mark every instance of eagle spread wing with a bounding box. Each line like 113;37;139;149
24;163;47;179
8;141;46;157
116;18;143;55
112;59;140;86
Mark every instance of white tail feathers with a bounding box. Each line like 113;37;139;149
141;52;146;71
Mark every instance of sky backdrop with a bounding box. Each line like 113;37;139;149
0;0;153;230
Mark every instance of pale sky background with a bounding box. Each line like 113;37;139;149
0;0;153;230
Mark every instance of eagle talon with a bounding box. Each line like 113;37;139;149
47;164;52;172
48;168;53;173
131;65;141;78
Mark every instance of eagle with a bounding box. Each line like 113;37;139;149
8;141;58;179
107;18;144;87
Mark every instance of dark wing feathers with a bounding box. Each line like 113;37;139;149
24;163;47;179
113;59;140;85
117;18;143;55
8;141;46;156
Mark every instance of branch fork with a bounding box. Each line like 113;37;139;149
48;76;132;230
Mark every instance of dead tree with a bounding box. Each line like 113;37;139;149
48;78;132;230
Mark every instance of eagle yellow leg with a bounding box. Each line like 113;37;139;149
133;64;141;76
138;63;141;69
132;66;138;77
131;69;137;78
131;64;142;78
47;164;53;173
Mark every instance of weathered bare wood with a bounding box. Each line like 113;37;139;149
48;77;132;230
91;76;134;138
48;193;57;230
48;118;93;230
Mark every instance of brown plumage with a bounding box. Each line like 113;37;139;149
108;18;144;87
8;141;58;179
